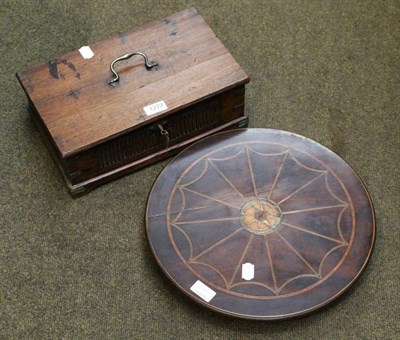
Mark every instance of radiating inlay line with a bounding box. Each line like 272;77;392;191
180;187;240;209
175;217;241;225
277;231;320;277
171;204;215;215
190;228;244;261
246;145;258;198
268;151;289;200
228;234;254;287
264;235;278;294
282;222;347;244
282;204;348;215
208;160;244;198
277;172;326;205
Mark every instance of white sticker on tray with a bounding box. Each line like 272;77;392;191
143;100;168;116
242;263;255;281
79;46;94;59
190;280;216;302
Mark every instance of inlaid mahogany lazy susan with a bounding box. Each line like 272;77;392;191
146;129;375;320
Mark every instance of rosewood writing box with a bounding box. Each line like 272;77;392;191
16;7;250;196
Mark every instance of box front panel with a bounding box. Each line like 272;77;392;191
64;86;246;185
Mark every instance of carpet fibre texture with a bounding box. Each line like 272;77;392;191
1;1;399;338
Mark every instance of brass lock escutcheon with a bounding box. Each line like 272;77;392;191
157;123;170;147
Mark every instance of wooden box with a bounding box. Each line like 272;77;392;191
16;7;250;196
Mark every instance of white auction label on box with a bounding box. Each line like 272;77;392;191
143;100;168;116
79;46;94;59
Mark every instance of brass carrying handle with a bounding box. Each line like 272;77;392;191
108;52;158;85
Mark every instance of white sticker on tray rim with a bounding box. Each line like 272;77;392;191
143;100;168;116
242;262;255;281
79;46;94;59
190;280;216;302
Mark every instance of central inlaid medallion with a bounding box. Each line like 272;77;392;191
240;199;282;234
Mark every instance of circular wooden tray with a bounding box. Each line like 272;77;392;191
146;129;375;320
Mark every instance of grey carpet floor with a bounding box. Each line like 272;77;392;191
1;1;399;338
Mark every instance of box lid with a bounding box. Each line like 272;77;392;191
16;7;249;158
